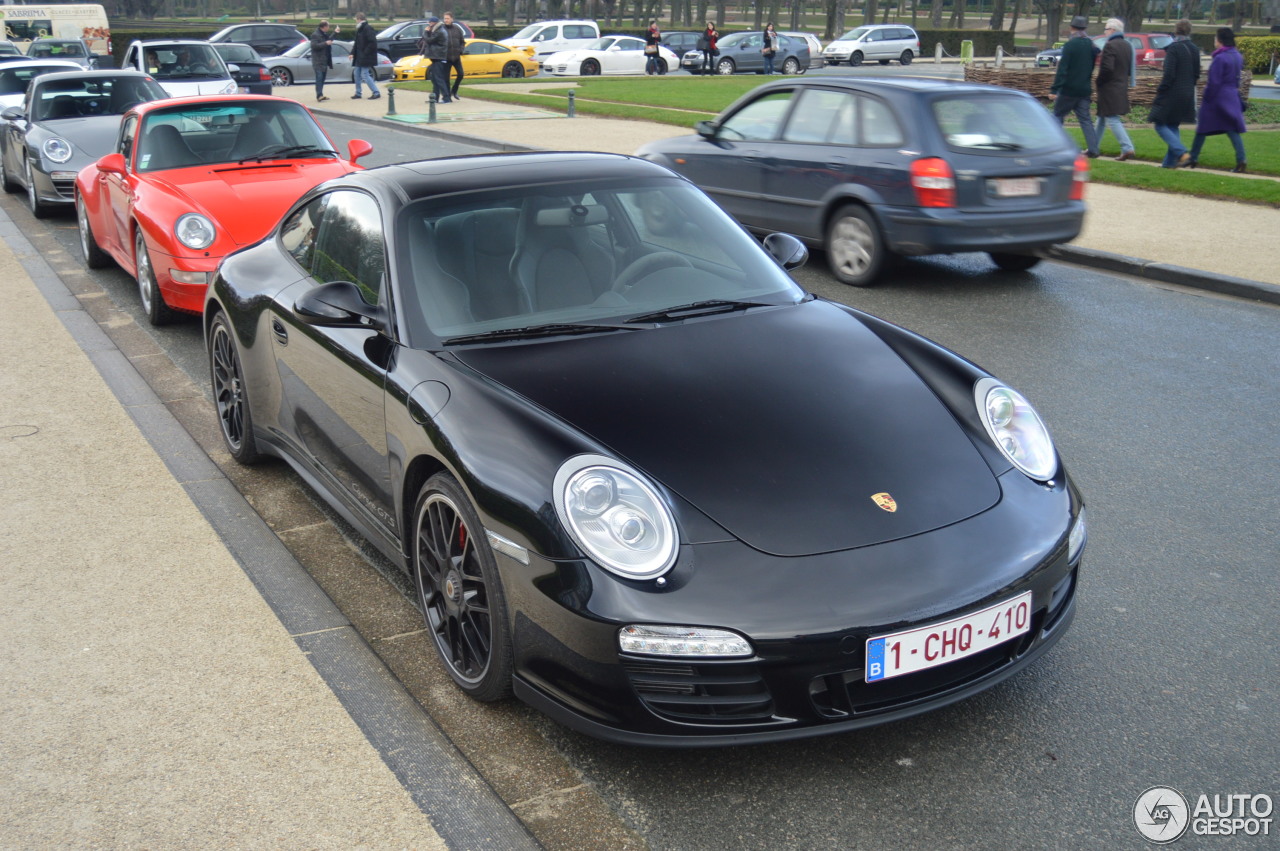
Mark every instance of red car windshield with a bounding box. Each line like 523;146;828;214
136;100;336;171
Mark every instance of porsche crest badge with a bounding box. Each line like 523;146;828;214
871;492;897;513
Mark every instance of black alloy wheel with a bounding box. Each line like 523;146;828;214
413;473;513;701
501;61;524;77
581;58;600;75
208;311;261;464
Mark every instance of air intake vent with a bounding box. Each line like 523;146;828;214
623;659;775;724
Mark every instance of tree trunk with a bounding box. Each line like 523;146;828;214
930;0;944;28
989;0;1006;28
865;0;880;24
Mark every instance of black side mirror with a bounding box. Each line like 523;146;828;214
295;281;387;329
763;232;808;271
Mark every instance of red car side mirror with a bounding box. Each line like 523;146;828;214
96;152;126;176
347;139;372;164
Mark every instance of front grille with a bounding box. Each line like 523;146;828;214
623;659;775;724
51;177;75;200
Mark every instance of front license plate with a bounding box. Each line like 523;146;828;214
992;177;1041;197
865;591;1032;682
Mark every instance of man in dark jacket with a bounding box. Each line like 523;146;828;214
1149;19;1201;167
310;20;337;101
419;17;451;104
1049;16;1100;157
1094;18;1135;160
351;11;380;100
441;12;467;100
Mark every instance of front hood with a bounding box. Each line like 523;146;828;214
455;300;1001;557
36;117;119;162
149;161;352;246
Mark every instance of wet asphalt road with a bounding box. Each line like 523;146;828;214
20;113;1280;848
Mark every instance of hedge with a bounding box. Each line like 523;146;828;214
1238;35;1280;73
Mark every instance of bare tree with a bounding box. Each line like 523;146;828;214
1034;0;1066;47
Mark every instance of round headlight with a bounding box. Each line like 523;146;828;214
974;377;1057;481
553;454;677;580
174;213;216;250
42;137;73;163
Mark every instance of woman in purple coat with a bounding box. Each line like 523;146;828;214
1188;28;1247;173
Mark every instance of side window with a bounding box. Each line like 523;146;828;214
312;191;386;306
403;23;424;41
567;25;592;39
620;39;641;51
119;115;138;165
719;90;793;142
860;96;904;147
782;88;856;144
280;195;329;271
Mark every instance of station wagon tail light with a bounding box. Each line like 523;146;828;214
910;157;955;208
1069;154;1089;201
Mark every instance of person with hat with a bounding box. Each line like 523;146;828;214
419;16;451;104
1049;15;1101;158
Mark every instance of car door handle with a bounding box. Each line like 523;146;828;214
271;318;289;345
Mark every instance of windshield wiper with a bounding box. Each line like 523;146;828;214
237;144;337;163
980;141;1024;151
442;322;641;345
622;299;780;324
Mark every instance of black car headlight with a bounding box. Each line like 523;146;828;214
42;137;73;164
175;213;216;250
554;454;677;580
974;377;1057;481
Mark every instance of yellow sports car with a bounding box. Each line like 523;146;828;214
392;38;539;81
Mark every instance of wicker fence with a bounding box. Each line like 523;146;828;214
963;66;1254;107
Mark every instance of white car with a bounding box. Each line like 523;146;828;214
541;35;679;76
0;60;82;111
501;19;600;60
782;31;823;59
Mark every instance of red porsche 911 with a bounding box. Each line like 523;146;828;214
75;95;371;325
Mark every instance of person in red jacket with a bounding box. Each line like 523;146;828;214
700;21;719;75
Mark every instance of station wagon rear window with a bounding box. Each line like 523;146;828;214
933;94;1062;153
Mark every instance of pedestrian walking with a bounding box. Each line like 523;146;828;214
762;23;778;75
310;19;337;101
1048;16;1100;158
1148;19;1200;168
700;21;719;75
419;17;451;104
1188;27;1248;173
441;12;467;100
644;20;662;75
1095;18;1135;161
351;12;381;100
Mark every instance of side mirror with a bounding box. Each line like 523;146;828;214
763;232;808;271
347;138;373;163
694;119;718;139
96;152;126;176
227;63;240;73
295;281;387;329
1;106;25;122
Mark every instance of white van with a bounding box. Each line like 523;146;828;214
0;5;111;60
500;20;600;60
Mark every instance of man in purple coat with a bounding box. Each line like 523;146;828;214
1188;27;1247;172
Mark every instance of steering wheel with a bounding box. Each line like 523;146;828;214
613;252;694;293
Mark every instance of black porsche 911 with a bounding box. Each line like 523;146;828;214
205;152;1085;746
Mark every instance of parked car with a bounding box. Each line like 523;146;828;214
0;70;167;217
74;95;372;325
782;30;824;59
0;41;21;57
204;151;1084;746
212;42;273;95
265;40;393;87
541;35;679;76
821;24;919;66
27;38;102;69
208;22;307;58
681;31;811;75
376;18;476;63
1035;42;1066;67
119;40;239;97
1037;33;1171;68
0;59;83;110
392;38;538;81
659;30;701;59
637;77;1088;286
500;19;600;60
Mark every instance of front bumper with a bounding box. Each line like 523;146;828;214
880;201;1085;257
31;165;77;206
150;248;220;314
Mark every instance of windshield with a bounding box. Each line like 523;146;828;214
585;37;615;50
0;65;74;96
839;27;870;40
933;93;1064;153
394;178;805;343
510;24;543;39
136;100;336;171
283;40;311;58
1149;35;1172;48
146;43;227;79
32;74;167;121
215;44;259;63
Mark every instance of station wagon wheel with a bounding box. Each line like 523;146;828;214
25;159;53;218
135;230;177;326
826;204;885;287
412;473;513;701
989;252;1042;273
75;194;111;269
781;56;800;75
900;49;914;65
501;60;525;77
580;58;600;75
207;310;260;464
270;66;292;86
849;50;863;66
716;57;735;74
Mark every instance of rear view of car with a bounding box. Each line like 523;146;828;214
822;24;919;66
212;43;273;95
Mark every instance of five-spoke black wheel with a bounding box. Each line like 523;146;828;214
413;474;513;701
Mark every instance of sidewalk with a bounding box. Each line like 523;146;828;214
318;82;1280;298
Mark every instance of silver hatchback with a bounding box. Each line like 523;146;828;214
822;24;919;66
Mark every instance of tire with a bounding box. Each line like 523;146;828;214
900;50;914;65
25;159;53;219
76;194;111;269
412;473;513;701
501;61;525;78
270;66;292;87
782;56;800;75
716;57;735;75
849;51;863;66
656;57;668;74
135;230;177;326
0;148;17;193
208;310;261;464
581;58;600;75
989;252;1042;272
826;205;885;287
